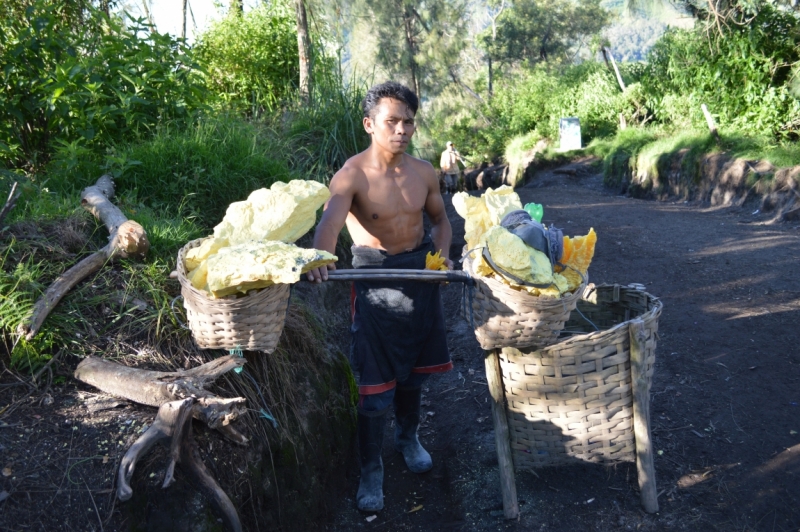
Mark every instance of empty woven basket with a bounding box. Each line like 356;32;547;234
462;254;587;350
176;238;290;352
499;283;662;469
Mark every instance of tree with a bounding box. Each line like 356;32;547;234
356;0;469;102
480;0;609;68
294;0;311;100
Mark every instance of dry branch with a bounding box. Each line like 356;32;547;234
74;355;248;444
77;356;248;531
17;174;150;340
0;181;21;229
119;398;243;532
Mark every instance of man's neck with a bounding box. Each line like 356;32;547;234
366;144;406;171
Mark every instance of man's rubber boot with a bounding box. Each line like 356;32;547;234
356;409;387;512
393;387;433;473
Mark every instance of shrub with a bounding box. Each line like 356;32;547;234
0;0;207;171
194;3;299;115
641;6;800;139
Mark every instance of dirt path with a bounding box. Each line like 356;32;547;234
327;160;800;532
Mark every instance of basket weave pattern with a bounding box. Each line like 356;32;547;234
463;255;587;350
177;238;290;352
500;284;662;469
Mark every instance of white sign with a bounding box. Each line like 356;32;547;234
559;118;582;151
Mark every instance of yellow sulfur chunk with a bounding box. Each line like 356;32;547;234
205;240;337;298
452;193;492;251
213;180;330;245
483;186;523;226
188;260;209;291
556;228;597;291
471;227;569;297
425;250;448;271
452;186;522;251
185;237;229;272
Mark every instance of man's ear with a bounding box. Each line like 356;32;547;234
363;116;373;134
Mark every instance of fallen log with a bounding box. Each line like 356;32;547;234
74;355;249;444
119;398;243;532
17;174;150;339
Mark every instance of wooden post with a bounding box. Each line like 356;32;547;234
485;348;519;519
701;104;721;145
604;47;626;92
629;319;659;513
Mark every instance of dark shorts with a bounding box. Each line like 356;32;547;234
349;236;452;395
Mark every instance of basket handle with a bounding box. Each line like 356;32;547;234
170;295;190;330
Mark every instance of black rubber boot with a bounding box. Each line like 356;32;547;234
393;387;433;473
356;408;387;512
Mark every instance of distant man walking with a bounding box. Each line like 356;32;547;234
439;141;464;194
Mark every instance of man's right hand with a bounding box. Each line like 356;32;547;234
306;263;336;283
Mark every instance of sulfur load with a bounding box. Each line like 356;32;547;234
453;187;596;298
182;179;337;298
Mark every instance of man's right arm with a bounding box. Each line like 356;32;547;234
306;169;357;282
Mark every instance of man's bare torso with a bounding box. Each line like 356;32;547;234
342;152;433;255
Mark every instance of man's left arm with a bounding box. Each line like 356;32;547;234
423;164;453;269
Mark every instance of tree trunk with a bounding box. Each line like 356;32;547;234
402;10;420;100
488;57;493;98
182;0;188;39
294;0;311;101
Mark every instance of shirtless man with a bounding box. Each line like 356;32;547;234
306;81;453;512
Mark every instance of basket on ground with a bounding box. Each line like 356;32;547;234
176;238;290;352
462;254;587;350
499;283;662;469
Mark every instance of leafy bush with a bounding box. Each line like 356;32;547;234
279;72;370;184
641;5;800;139
195;3;299;115
0;0;207;171
106;117;296;228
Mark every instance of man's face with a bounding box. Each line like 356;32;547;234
364;98;415;155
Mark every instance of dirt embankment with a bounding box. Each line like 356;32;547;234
611;150;800;221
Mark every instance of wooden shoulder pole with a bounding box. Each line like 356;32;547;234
629;319;659;513
485;348;519;519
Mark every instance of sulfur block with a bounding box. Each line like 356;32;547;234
185;237;230;272
205;240;337;298
213;180;330;245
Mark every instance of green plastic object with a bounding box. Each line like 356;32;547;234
524;202;544;222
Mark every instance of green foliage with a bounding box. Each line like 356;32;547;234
103;117;296;229
279;72;370;184
641;5;800;139
194;3;299;114
481;0;610;66
0;0;207;171
355;0;468;100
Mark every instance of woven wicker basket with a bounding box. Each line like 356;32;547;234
462;254;587;350
499;283;662;469
176;238;290;352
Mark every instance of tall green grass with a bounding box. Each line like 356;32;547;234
280;73;370;184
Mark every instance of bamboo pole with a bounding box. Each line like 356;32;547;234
485;348;519;519
701;103;721;145
629;319;659;513
603;47;626;92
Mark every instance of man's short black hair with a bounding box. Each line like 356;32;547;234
362;81;419;119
